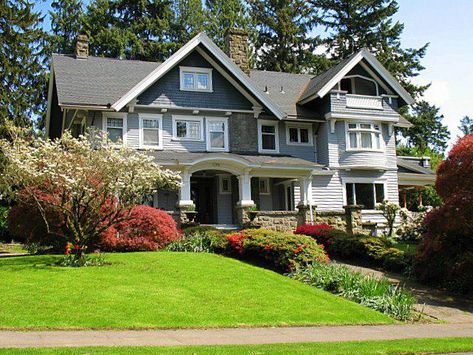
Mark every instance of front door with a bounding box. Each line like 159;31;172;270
191;177;217;224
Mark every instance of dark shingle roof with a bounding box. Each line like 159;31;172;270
298;53;358;103
52;54;160;107
249;70;313;118
397;157;435;175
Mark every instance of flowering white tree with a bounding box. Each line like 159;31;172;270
0;128;180;257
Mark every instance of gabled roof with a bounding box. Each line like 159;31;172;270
112;32;285;119
52;54;160;108
298;49;415;106
397;157;435;175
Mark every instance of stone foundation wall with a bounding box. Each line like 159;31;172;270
315;211;347;230
250;210;302;232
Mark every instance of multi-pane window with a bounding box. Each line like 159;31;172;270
106;117;124;143
180;67;212;92
219;176;231;194
346;182;385;209
207;118;228;151
287;125;312;145
346;122;381;150
259;178;270;195
140;115;162;149
173;117;202;141
259;121;279;152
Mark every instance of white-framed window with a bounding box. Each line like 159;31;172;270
286;123;313;146
206;117;229;152
258;120;279;153
172;116;203;141
219;175;232;194
344;179;386;210
139;114;163;149
179;66;213;92
259;178;270;195
102;113;127;144
345;122;382;151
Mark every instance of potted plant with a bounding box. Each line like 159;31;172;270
184;205;198;223
247;205;258;222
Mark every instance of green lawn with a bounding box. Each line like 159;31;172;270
1;338;473;354
393;241;417;254
0;252;392;329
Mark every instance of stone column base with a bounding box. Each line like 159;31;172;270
343;205;363;235
235;204;256;229
297;203;317;226
176;203;197;229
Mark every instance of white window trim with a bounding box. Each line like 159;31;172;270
345;121;384;152
102;112;127;145
285;123;313;146
259;177;271;195
206;117;229;152
138;113;163;150
218;174;232;195
179;66;213;92
342;178;388;211
258;119;280;154
172;115;204;141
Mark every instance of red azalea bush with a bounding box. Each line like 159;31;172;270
294;223;334;247
415;135;473;293
100;205;180;252
224;229;329;272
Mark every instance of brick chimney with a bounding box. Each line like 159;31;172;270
75;34;89;59
224;28;250;75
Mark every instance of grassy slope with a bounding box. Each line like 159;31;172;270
0;252;391;329
1;338;473;355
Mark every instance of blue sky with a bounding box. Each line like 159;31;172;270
35;0;472;146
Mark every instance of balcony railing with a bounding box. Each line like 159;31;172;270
346;94;383;110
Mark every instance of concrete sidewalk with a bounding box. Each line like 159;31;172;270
1;323;472;348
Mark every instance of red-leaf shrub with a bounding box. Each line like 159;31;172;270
223;229;329;272
415;135;473;293
294;223;334;247
100;205;180;252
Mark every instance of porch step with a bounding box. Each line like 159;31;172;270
201;224;240;231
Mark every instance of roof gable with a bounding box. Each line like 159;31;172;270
298;49;415;106
112;32;285;119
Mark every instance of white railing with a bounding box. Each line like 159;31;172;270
346;94;383;110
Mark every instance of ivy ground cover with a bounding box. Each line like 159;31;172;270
0;252;391;329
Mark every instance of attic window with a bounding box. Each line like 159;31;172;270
180;66;213;92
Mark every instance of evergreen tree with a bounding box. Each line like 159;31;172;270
314;0;428;97
0;0;47;129
205;0;251;49
459;116;473;136
170;0;207;46
247;0;328;74
83;0;175;61
401;101;450;154
49;0;84;55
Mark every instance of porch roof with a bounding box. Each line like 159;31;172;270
397;157;435;186
146;150;327;173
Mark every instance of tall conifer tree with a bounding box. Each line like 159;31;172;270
49;0;84;54
0;0;47;128
170;0;207;46
247;0;328;74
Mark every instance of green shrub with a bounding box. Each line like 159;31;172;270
225;229;329;272
182;225;218;236
289;263;415;320
166;229;226;253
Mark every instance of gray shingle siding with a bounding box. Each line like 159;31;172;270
229;113;258;153
137;51;253;110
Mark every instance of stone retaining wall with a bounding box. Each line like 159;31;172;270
249;210;303;232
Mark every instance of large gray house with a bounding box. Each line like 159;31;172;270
46;30;434;231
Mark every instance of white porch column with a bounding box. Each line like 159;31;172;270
237;171;255;206
178;170;194;207
298;177;313;206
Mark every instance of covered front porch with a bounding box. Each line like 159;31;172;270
149;151;328;230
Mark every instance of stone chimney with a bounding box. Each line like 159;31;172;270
224;28;250;75
75;34;89;59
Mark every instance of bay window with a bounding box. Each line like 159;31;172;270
206;117;228;151
346;122;382;150
258;120;279;153
346;182;385;209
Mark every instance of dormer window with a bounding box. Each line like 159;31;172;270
180;66;213;92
